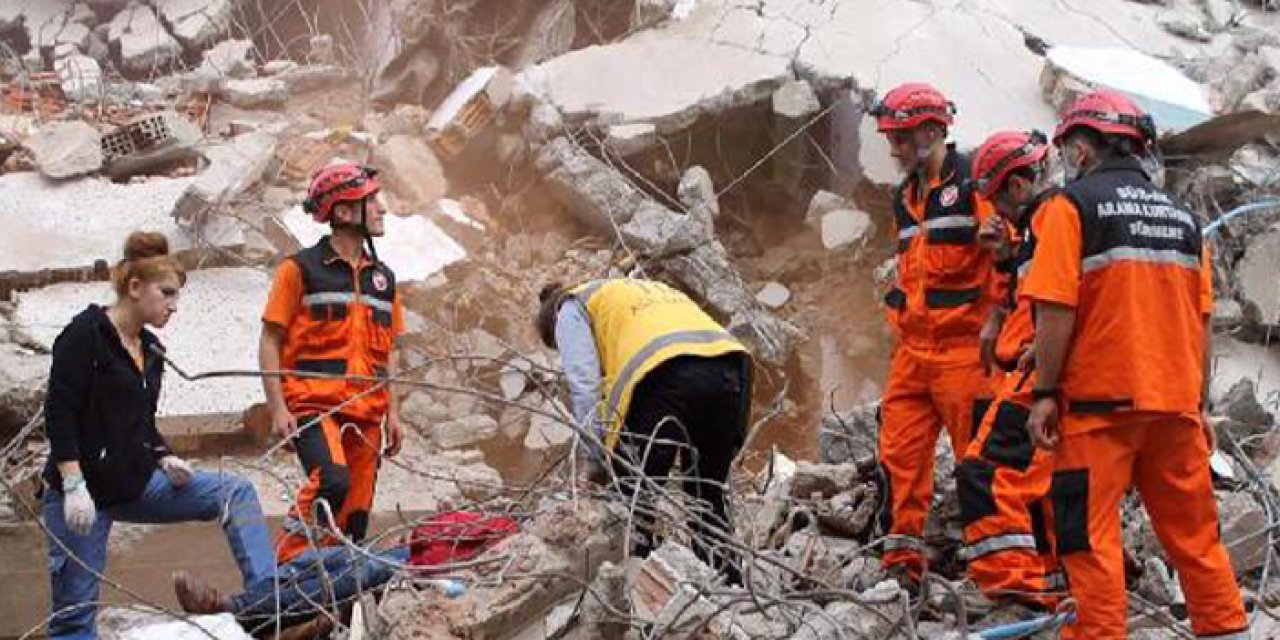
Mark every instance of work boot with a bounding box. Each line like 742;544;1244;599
173;571;232;615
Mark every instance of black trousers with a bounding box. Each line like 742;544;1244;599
612;353;753;571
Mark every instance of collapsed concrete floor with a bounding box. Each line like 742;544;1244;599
2;0;1280;637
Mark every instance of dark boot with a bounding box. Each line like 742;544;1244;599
173;571;232;615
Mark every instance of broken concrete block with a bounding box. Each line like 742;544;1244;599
755;282;791;309
55;54;102;103
1214;299;1246;331
446;461;504;502
817;484;879;538
432;414;500;450
820;402;881;464
0;343;49;442
1200;0;1238;31
525;403;575;451
1042;46;1212;135
1230;144;1280;189
373;134;449;206
791;462;859;499
426;66;514;159
371;39;440;107
578;561;629;639
821;208;874;251
1219;490;1268;573
788;581;910;639
1159;11;1213;42
262;59;298;76
620;202;713;257
156;0;234;50
1220;377;1275;435
400;391;450;430
1238;225;1280;327
275;64;350;93
632;542;718;620
537;136;655;231
678;165;719;218
200;39;256;80
512;0;576;70
603;122;659;156
109;3;181;74
222;78;288;110
29;120;102;179
172;132;277;225
516;26;792;135
308;34;335;65
805;190;851;228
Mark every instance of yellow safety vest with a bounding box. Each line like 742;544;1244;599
567;279;748;451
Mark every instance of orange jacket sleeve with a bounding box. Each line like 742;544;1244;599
1020;194;1082;308
262;259;303;328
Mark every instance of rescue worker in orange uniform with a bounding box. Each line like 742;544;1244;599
1022;89;1248;638
956;130;1064;613
871;82;1003;587
261;163;406;564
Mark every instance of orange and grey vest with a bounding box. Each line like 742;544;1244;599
281;237;397;422
1057;157;1206;415
885;148;999;344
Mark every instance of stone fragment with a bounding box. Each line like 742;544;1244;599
755;282;791;309
372;135;449;205
55;54;102;103
821;208;874;251
432;414;500;450
222;78;288;110
28;120;102;179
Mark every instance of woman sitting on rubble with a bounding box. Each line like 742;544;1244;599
40;231;278;640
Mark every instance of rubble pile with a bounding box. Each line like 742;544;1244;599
0;0;1279;637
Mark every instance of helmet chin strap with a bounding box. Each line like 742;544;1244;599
332;198;381;264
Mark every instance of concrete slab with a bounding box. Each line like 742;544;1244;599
13;268;268;437
0;173;243;276
517;26;793;134
281;206;467;283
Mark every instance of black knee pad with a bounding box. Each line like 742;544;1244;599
957;458;998;527
317;464;351;514
345;510;369;542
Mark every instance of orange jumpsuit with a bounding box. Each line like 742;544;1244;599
879;147;1001;577
957;195;1061;607
1021;158;1247;639
265;237;404;564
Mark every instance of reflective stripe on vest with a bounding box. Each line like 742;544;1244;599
961;533;1038;561
1081;246;1201;274
603;328;737;425
882;534;926;553
302;291;395;314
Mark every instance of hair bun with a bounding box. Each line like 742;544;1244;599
122;231;171;261
538;282;564;304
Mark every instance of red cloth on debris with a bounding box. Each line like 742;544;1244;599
408;512;519;570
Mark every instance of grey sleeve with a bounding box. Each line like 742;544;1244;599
555;299;604;438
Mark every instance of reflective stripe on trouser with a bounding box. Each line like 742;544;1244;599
958;374;1060;604
1051;415;1247;640
276;414;383;564
878;342;993;577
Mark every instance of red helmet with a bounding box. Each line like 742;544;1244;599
303;163;381;223
1052;88;1155;146
871;83;956;132
971;130;1049;198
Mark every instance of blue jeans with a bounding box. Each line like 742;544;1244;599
44;470;275;639
232;546;408;633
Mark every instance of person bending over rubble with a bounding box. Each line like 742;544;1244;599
41;231;276;640
260;162;406;565
1023;89;1248;638
535;278;753;578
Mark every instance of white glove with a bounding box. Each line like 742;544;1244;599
62;480;96;536
159;456;194;488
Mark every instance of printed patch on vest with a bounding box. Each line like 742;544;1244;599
372;271;390;292
940;185;959;208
